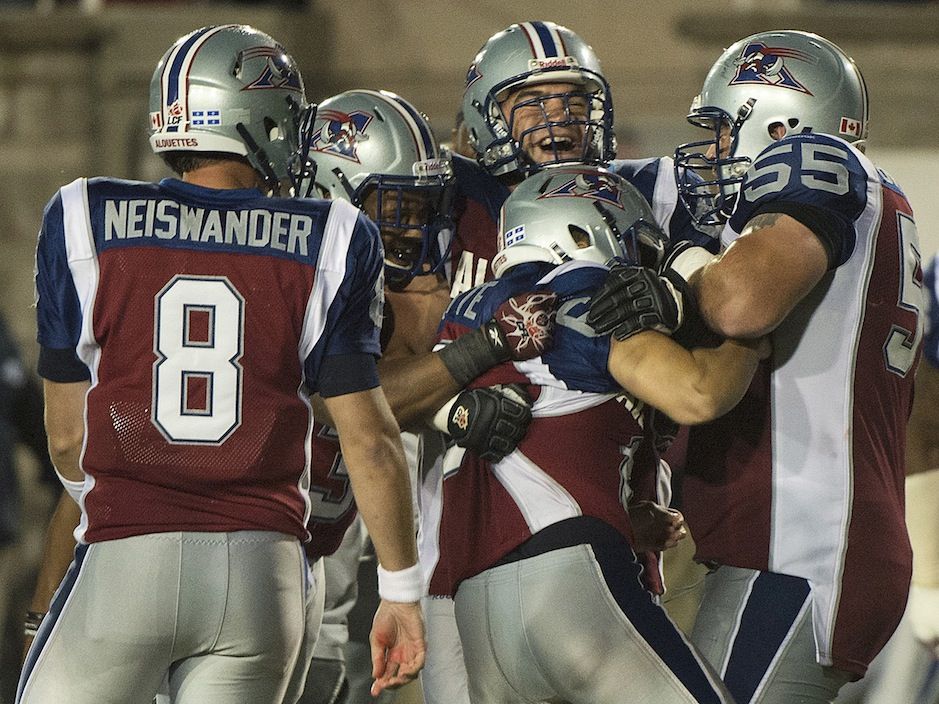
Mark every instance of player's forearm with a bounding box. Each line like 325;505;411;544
43;379;89;483
682;339;765;421
378;353;462;431
28;491;80;614
610;332;764;425
343;431;418;572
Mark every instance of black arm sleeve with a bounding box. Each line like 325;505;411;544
37;347;91;383
11;374;57;485
751;201;848;271
317;353;380;398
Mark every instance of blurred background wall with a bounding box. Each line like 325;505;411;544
0;0;937;360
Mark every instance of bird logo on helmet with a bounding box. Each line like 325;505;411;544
538;171;625;209
310;109;374;163
729;41;815;94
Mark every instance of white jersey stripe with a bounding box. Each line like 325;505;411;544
296;198;361;530
652;155;679;232
298;198;359;361
60;178;101;544
767;141;884;666
492;449;581;534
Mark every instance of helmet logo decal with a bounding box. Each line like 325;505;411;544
192;110;221;126
538;172;624;209
503;224;526;248
729;41;815;94
310;109;373;163
240;46;303;92
465;63;483;91
839;116;863;138
165;100;185;128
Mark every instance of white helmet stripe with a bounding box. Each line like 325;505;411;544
376;91;432;162
160;25;232;134
518;21;564;59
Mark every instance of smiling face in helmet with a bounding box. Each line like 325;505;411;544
499;81;593;166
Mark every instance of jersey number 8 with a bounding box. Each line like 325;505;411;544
152;276;245;444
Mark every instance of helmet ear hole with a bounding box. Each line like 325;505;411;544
788;118;800;129
568;224;591;249
264;117;279;141
768;121;787;140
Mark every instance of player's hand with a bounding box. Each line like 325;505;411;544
369;600;426;697
628;501;687;552
587;264;683;341
908;584;939;658
447;384;533;462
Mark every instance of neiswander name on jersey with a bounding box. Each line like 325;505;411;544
104;199;314;256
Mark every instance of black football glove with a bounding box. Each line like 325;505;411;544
587;242;715;348
446;384;533;462
586;265;684;341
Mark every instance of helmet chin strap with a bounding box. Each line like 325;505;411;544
236;123;281;196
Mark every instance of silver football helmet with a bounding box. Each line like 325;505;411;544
675;30;869;226
297;89;455;287
149;25;306;194
492;165;666;278
462;21;615;177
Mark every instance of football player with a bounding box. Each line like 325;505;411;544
449;20;717;300
427;165;767;704
294;89;546;704
18;26;424;704
588;30;924;704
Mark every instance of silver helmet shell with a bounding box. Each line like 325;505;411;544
492;165;666;278
299;89;455;287
462;21;615;177
149;25;306;191
675;30;869;226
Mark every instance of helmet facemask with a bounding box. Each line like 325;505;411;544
474;69;615;177
675;101;753;228
358;168;455;290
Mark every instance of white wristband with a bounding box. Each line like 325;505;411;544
431;394;461;434
670;245;713;282
377;563;426;603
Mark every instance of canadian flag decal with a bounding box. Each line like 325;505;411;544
839;117;863;138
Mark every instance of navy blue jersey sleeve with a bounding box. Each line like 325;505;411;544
538;265;620;393
306;211;384;392
440;262;621;393
610;157;719;253
924;254;939;368
729;134;868;267
34;190;89;380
